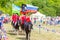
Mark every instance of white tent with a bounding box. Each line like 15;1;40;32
30;12;46;24
31;12;46;19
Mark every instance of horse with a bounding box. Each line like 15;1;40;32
19;20;33;40
11;20;20;35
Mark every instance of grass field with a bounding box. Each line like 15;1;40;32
3;22;60;40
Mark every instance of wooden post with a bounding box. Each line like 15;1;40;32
39;25;41;33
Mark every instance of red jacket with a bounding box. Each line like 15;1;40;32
21;15;26;24
26;16;31;22
12;14;19;23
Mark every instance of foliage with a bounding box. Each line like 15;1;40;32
31;0;60;16
0;0;60;16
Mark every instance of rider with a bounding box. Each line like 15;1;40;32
12;13;16;26
12;13;19;31
26;14;33;29
20;4;33;29
0;13;5;29
20;4;27;30
20;13;26;30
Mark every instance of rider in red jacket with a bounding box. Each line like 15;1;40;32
12;13;19;23
26;16;31;22
12;13;19;30
26;16;33;29
20;15;26;24
20;4;33;30
20;14;26;30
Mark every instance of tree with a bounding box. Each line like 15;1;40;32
0;0;60;16
31;0;60;16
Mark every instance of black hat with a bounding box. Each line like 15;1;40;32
22;4;26;7
16;13;18;15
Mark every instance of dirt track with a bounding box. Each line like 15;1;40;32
3;23;60;40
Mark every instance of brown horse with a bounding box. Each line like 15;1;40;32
19;20;32;40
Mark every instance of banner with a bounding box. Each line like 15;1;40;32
12;4;20;15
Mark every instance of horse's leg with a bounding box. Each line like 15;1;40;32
17;30;19;36
29;32;30;40
26;32;28;40
19;26;22;32
16;27;20;36
20;24;24;34
26;32;31;40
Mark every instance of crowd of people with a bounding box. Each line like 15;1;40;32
0;13;7;40
37;17;60;25
43;17;60;25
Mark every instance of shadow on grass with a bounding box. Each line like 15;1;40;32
7;32;17;35
16;37;26;40
7;31;25;36
19;32;25;36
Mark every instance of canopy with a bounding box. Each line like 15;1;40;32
30;12;46;20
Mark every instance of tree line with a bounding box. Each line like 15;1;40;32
0;0;60;16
